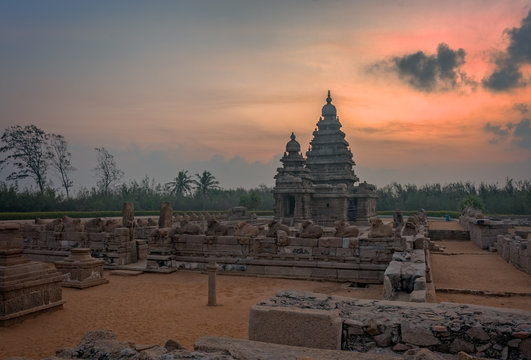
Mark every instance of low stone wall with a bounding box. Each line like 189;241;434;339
253;290;531;359
162;233;398;283
467;219;510;249
496;234;531;274
21;224;141;266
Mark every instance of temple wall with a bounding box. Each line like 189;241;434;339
168;233;395;283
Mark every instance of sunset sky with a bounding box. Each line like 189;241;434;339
1;0;530;190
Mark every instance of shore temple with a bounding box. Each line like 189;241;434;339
273;91;378;226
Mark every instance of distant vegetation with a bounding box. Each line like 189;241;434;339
0;178;529;217
376;179;531;215
1;125;530;216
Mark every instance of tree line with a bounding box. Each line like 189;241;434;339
1;125;530;214
376;180;531;215
0;125;272;212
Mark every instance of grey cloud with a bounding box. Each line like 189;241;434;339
484;122;511;144
484;119;531;149
513;103;529;114
483;10;531;91
389;43;473;92
514;119;531;149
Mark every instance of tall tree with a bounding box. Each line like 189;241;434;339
193;170;220;198
0;124;52;194
93;147;124;194
49;134;75;198
165;170;194;196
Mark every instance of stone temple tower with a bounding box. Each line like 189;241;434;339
273;91;377;225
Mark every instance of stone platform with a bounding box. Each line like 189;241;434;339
55;248;109;289
0;223;65;326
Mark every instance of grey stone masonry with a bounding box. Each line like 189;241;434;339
1;223;65;326
496;234;531;274
257;290;531;359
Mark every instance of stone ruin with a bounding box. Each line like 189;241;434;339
272;91;378;226
0;223;64;326
54;248;108;288
250;289;531;359
460;206;531;274
382;210;432;303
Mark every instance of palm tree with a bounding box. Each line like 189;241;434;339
165;170;194;196
193;170;220;198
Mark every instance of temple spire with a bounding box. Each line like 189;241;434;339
326;90;332;104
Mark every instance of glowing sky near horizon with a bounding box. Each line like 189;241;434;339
0;0;530;190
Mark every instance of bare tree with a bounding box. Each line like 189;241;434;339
49;134;75;198
93;147;124;194
0;124;52;194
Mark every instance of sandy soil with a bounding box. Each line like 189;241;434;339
0;272;382;360
431;240;531;311
428;220;465;231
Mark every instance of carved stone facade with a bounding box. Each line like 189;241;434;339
273;91;377;225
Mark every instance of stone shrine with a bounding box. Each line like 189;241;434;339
0;223;64;326
273;91;377;225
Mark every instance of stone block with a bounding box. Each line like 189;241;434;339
310;267;337;280
401;321;439;346
215;236;239;245
288;238;318;247
318;237;343;248
183;235;206;244
249;305;342;350
409;290;426;302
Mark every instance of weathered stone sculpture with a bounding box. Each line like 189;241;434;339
179;220;202;235
266;219;290;237
368;218;393;238
393;210;404;230
300;220;323;239
55;248;108;289
334;221;359;237
85;218;104;233
206;219;229;236
0;223;64;326
235;221;259;237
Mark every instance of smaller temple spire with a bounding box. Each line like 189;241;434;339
290;132;296;141
326;90;332;104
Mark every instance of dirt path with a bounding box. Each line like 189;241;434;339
430;240;531;310
0;272;382;360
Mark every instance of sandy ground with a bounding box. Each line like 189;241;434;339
428;220;465;230
0;272;382;360
431;240;531;311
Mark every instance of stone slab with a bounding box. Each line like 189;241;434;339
248;305;342;350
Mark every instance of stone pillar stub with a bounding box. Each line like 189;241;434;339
159;202;173;228
122;202;135;228
207;262;217;306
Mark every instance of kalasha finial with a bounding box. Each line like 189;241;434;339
290;132;296;140
326;90;332;104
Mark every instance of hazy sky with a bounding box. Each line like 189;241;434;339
1;0;530;192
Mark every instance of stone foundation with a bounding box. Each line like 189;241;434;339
496;234;531;275
0;223;65;326
55;248;108;288
254;290;531;359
